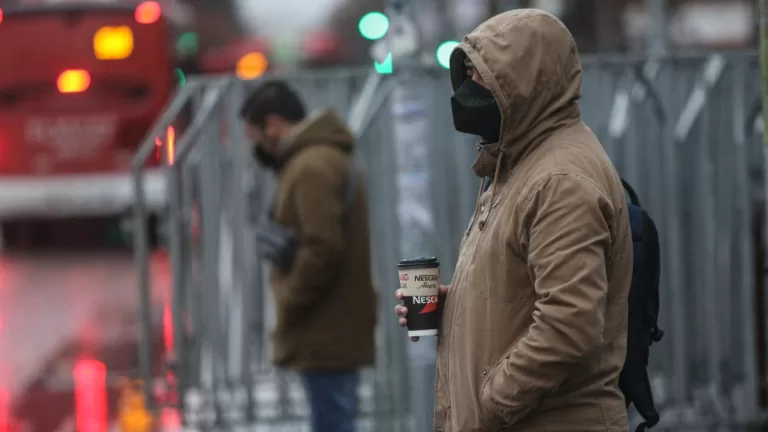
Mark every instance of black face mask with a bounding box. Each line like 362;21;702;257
450;79;501;143
253;144;279;169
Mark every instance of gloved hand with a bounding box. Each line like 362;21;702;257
255;220;300;272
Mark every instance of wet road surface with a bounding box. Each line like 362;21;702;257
0;251;170;431
0;249;398;431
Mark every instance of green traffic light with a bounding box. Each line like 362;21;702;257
436;40;460;69
358;12;389;41
176;32;199;55
374;52;393;74
174;68;186;87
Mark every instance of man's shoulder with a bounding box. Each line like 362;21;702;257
510;129;621;212
528;125;614;183
284;145;348;178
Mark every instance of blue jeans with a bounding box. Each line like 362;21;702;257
299;370;359;432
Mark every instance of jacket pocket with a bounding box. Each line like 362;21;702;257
478;361;508;430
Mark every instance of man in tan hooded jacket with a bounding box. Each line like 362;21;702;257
396;9;632;432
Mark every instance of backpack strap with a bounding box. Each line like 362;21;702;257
621;178;642;207
342;157;358;214
644;213;664;343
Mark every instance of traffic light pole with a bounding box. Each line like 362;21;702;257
646;0;667;57
381;1;441;431
761;0;768;148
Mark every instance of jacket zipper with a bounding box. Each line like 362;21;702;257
440;193;489;415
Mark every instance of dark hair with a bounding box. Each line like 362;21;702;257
239;79;307;127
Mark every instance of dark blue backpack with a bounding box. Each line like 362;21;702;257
619;179;664;432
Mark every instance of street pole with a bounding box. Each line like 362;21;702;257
383;0;440;430
646;0;667;57
760;0;768;147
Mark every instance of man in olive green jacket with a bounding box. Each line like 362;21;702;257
241;80;377;432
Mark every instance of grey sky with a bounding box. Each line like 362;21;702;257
232;0;341;36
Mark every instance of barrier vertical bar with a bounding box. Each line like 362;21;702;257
199;110;225;424
733;58;760;417
181;161;201;394
225;79;257;421
132;166;155;409
168;162;188;420
372;102;407;432
671;55;726;402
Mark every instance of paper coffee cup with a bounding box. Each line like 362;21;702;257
398;257;441;337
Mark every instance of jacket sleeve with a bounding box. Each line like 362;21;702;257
281;162;346;310
481;173;613;426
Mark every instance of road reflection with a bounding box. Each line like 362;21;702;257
0;250;170;431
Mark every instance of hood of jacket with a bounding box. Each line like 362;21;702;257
278;108;356;164
449;9;582;178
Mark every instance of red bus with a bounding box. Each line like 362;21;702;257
0;1;174;247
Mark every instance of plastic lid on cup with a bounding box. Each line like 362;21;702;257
397;257;440;269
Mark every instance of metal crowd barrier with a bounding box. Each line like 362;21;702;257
132;51;768;431
131;70;411;431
